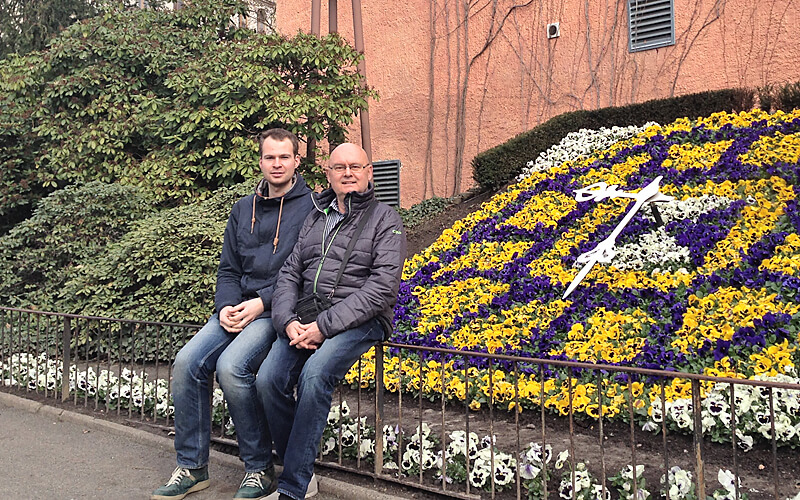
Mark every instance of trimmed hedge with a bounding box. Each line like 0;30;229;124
472;88;755;191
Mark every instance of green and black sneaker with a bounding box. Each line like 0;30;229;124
151;466;210;500
233;467;276;499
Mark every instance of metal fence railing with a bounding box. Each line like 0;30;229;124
2;306;799;500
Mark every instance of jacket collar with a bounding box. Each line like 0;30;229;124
312;182;375;214
255;173;309;202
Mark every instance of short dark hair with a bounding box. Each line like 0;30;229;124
258;128;299;156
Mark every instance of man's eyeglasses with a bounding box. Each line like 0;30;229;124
329;163;370;173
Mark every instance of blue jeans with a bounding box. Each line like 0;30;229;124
257;317;383;500
172;314;277;472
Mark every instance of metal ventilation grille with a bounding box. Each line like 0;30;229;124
628;0;674;52
372;160;401;207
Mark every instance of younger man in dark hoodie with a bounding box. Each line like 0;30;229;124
152;129;314;500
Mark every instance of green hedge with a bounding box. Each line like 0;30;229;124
42;181;253;361
472;88;755;191
57;181;253;325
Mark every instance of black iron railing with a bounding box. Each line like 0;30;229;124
2;307;799;499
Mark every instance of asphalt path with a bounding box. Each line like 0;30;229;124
0;393;408;500
0;401;260;499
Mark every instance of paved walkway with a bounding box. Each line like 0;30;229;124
0;391;404;500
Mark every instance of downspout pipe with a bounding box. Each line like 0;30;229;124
351;0;372;162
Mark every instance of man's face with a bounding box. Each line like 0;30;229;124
326;144;372;199
259;137;300;190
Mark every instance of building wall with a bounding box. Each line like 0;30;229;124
274;0;800;206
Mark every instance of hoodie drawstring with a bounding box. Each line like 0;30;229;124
250;195;257;234
251;176;292;246
273;196;284;254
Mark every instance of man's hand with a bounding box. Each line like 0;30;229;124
219;298;264;333
289;321;325;350
285;320;304;342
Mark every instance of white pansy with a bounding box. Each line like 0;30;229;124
493;461;515;486
735;430;754;452
591;483;612;500
717;469;739;493
522;442;552;465
517;124;655;181
358;438;374;458
642;420;659;432
620;464;645;481
555;449;569;469
520;462;541;480
668;399;694;430
661;466;693;500
322;437;336;455
340;429;356;448
469;465;489;488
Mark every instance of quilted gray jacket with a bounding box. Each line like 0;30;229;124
272;184;407;338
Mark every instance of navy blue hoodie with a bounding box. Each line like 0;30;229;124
214;174;314;318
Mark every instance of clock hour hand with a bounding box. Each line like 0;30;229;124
563;177;673;299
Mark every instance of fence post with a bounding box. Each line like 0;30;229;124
373;343;384;475
61;316;71;402
691;378;705;498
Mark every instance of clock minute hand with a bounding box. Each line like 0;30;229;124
601;176;664;244
562;240;616;299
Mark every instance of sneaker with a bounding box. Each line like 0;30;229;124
151;466;210;500
234;469;277;499
304;474;318;498
261;474;318;500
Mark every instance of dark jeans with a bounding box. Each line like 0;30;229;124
256;317;383;499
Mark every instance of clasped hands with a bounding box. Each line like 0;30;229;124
286;320;325;350
219;298;264;333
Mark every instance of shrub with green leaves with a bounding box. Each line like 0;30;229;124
0;181;154;310
0;0;375;218
57;181;253;328
397;196;451;229
0;52;46;229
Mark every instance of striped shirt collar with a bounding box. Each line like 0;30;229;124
323;197;346;238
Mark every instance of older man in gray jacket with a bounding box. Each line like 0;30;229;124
257;143;406;500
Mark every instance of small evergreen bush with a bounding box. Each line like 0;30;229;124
0;181;154;310
397;196;452;229
50;181;253;360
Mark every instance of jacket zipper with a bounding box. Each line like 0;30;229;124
312;197;351;296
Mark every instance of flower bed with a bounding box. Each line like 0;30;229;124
346;109;800;447
322;399;754;500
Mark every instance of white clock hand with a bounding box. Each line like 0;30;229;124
562;177;673;299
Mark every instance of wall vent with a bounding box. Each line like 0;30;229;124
628;0;674;52
372;159;401;207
